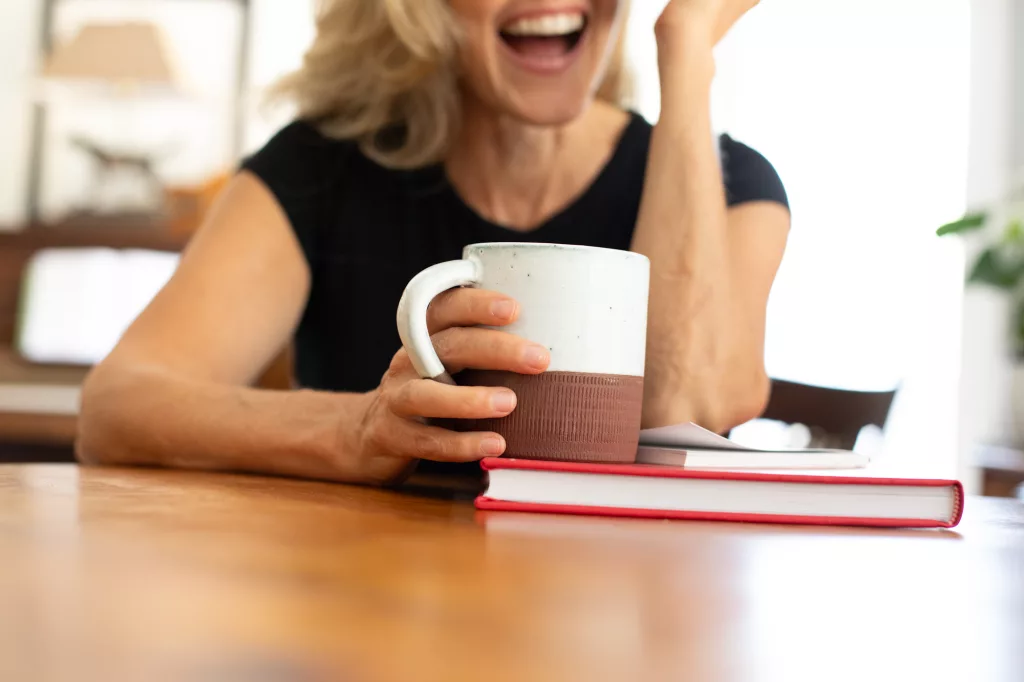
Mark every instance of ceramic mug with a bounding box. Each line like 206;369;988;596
397;242;650;463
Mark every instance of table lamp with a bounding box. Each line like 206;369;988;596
39;22;181;217
42;22;178;89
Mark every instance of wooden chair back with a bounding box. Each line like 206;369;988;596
758;379;897;450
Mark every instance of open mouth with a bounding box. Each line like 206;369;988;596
498;11;588;62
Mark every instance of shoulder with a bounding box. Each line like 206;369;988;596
240;120;359;199
621;116;787;210
239;121;372;261
718;134;789;210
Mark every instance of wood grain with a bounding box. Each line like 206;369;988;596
0;462;1021;682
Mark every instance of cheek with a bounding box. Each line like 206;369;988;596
456;32;500;101
448;0;499;50
598;0;626;23
591;0;626;56
593;0;626;51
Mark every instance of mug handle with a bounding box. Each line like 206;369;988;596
396;259;481;383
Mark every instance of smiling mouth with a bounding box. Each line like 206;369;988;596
498;11;588;61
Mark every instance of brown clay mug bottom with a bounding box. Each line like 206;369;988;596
450;370;644;463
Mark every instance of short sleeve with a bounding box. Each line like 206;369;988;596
719;134;789;210
240;121;355;264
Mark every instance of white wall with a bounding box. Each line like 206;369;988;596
0;0;41;228
1015;0;1024;172
957;0;1019;493
242;0;315;154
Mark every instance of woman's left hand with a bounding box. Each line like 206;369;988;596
655;0;759;65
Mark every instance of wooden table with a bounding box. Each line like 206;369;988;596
2;463;1021;682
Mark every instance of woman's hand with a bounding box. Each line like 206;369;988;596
655;0;759;72
346;288;550;485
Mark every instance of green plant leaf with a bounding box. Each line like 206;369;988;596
1003;218;1024;243
967;247;1024;289
937;211;988;236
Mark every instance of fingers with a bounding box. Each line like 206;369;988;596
391;380;517;420
387;327;549;381
426;288;519;334
372;417;507;462
433;327;550;375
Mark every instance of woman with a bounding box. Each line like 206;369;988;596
77;0;790;485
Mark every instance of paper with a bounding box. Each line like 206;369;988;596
638;422;754;450
638;422;842;453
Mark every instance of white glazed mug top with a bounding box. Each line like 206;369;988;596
462;243;649;376
397;242;650;381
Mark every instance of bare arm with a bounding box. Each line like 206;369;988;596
631;0;790;433
77;172;351;478
78;172;549;484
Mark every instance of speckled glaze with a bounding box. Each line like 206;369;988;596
461;242;649;376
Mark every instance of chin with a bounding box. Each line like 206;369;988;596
504;92;592;127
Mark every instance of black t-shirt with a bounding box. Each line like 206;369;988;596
242;112;788;394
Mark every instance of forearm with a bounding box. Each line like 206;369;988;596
77;362;367;482
631;42;764;431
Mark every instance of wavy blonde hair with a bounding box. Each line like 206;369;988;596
275;0;633;169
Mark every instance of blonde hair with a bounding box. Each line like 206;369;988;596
274;0;632;169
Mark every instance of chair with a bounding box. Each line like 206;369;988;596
754;379;897;450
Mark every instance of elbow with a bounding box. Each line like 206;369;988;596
75;363;124;466
644;364;771;436
697;370;770;435
717;367;771;433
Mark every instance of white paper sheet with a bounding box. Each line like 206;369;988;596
638;422;754;450
638;422;842;453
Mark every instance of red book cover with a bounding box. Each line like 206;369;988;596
476;458;965;528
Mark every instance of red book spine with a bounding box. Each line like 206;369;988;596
474;498;963;528
476;458;965;528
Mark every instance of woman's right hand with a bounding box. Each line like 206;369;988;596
345;288;551;485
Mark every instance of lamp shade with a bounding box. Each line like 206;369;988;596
42;22;177;86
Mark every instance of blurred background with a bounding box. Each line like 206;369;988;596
0;0;1021;497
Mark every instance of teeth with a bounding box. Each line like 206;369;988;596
502;12;585;37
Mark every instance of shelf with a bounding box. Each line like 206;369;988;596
0;220;190;252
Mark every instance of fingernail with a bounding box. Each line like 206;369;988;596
480;436;505;456
491;299;517;320
491;389;517;414
522;344;550;370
